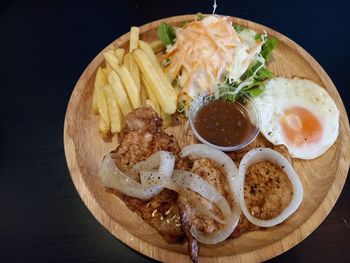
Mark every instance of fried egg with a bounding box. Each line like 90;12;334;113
253;77;339;159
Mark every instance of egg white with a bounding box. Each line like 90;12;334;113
253;77;339;159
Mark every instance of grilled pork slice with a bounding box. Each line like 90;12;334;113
175;137;293;261
109;106;184;243
228;133;292;165
176;157;234;262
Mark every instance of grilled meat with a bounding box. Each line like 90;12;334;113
112;106;179;176
101;106;294;262
228;134;292;237
109;106;184;243
176;157;234;262
228;133;292;165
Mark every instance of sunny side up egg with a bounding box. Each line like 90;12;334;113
253;77;339;159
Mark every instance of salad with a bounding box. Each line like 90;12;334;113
157;14;278;113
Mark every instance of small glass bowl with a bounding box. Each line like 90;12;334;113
188;91;261;152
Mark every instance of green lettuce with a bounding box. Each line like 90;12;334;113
255;34;278;59
233;24;245;33
157;23;176;46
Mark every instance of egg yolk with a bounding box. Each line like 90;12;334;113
280;107;323;146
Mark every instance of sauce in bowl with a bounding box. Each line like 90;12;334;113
188;92;260;151
194;100;256;147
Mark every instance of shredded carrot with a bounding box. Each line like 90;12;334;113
170;50;185;80
184;62;199;110
162;15;259;104
162;48;178;60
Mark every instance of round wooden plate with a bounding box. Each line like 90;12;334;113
64;15;350;262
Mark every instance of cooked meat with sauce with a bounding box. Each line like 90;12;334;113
175;156;275;261
244;161;293;220
228;133;292;165
107;188;183;243
230;215;259;238
176;157;232;262
101;106;296;262
112;106;179;176
228;134;294;232
109;106;184;243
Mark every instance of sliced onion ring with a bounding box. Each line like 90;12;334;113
99;155;159;200
181;144;240;201
140;169;231;224
171;170;231;223
133;151;174;174
184;193;228;224
190;202;241;244
238;148;303;227
136;151;175;186
180;144;241;244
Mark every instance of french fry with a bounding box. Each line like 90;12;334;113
161;110;171;128
129;58;141;89
96;83;110;131
150;40;165;53
132;49;177;114
138;40;171;81
115;48;125;63
104;85;122;133
138;40;170;80
99;117;110;137
138;40;158;64
108;71;133;117
102;67;108;76
116;65;141;109
129;26;140;53
142;74;158;106
146;99;160;115
104;49;116;59
104;50;121;66
138;40;175;95
92;91;98;114
104;51;141;109
123;53;141;89
123;53;130;69
140;83;147;105
106;63;112;76
142;75;160;113
93;67;107;115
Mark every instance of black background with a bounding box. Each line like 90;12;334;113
1;0;350;262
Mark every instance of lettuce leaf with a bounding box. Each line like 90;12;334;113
196;12;206;20
241;61;274;82
246;87;264;97
233;24;245;33
157;23;176;46
255;34;278;59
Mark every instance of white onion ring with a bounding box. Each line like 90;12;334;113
171;170;231;223
180;144;241;244
184;193;227;224
238;148;303;227
190;203;241;244
181;144;240;201
99;155;159;200
136;151;175;187
133;151;174;174
140;169;231;224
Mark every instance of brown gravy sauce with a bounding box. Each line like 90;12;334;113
194;100;255;147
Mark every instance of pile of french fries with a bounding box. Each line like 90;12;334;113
92;27;177;137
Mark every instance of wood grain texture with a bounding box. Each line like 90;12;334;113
64;15;350;263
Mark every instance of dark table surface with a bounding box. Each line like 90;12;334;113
1;0;350;262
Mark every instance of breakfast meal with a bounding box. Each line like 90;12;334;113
90;11;340;263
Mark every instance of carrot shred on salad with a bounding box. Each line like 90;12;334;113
157;14;278;114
